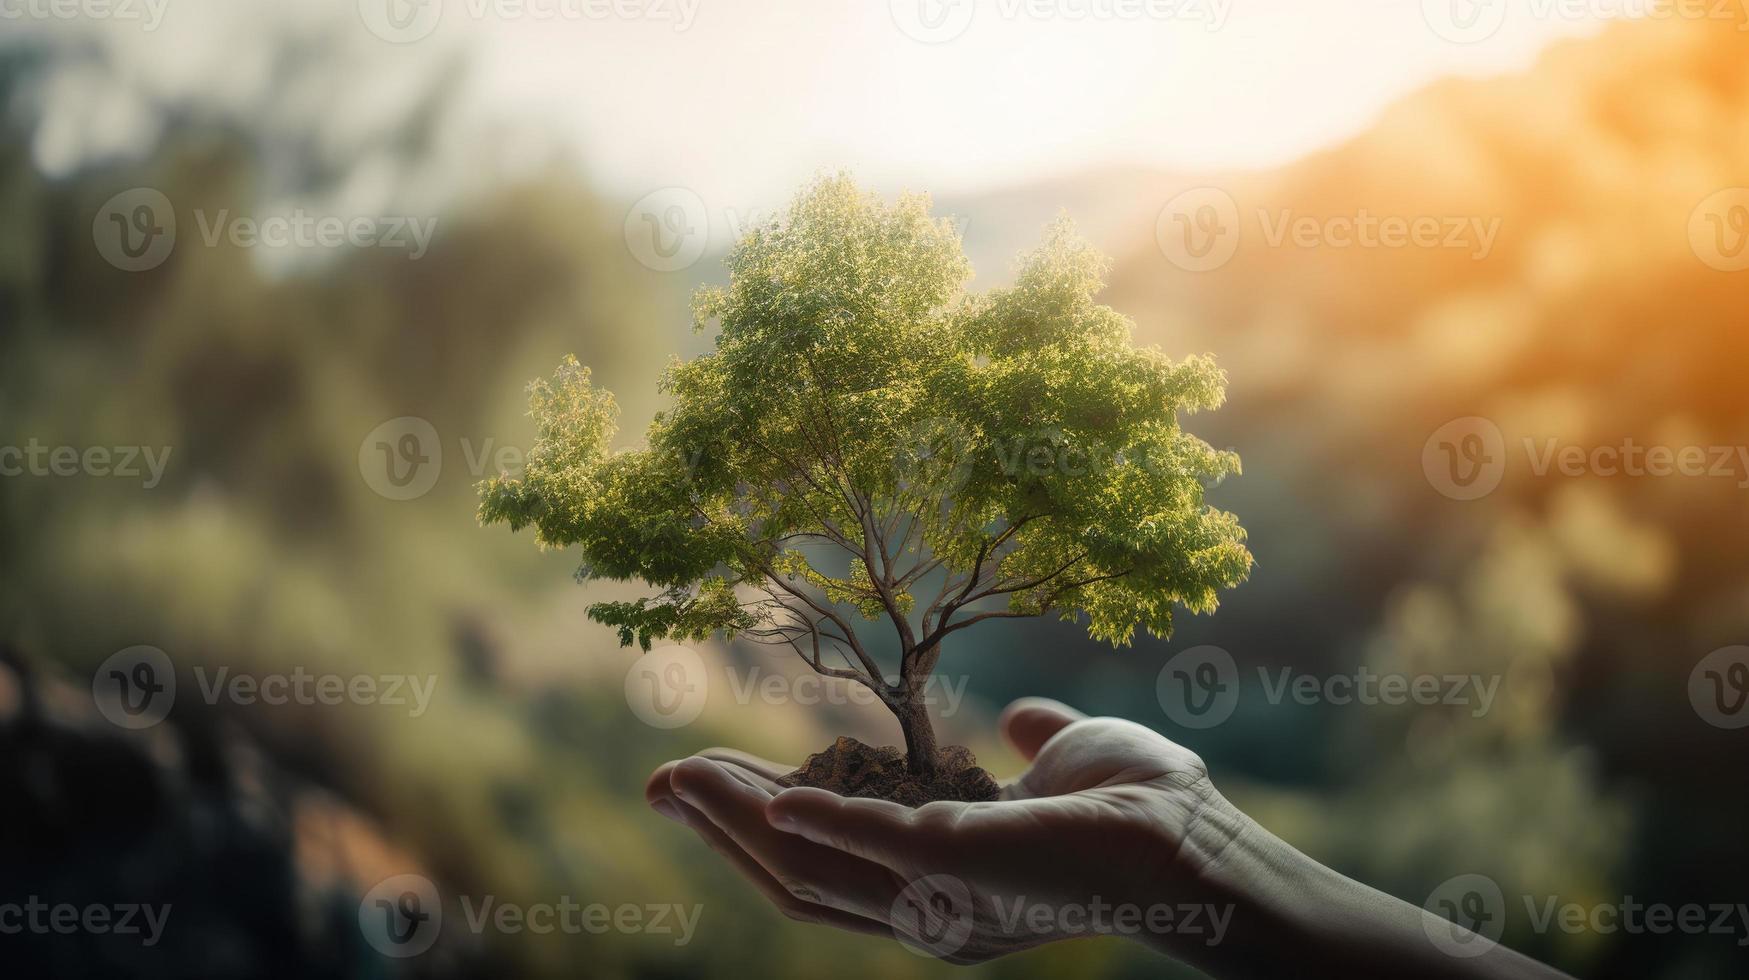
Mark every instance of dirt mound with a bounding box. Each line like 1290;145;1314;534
778;736;1000;807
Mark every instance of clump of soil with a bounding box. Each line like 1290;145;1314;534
778;736;1000;807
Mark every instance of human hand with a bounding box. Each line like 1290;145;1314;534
644;697;1248;964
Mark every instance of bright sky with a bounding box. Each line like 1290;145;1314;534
459;0;1617;209
27;0;1622;213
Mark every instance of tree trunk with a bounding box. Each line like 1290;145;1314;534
894;692;940;779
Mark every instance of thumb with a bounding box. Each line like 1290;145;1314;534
999;697;1085;762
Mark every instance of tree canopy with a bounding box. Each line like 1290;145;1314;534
478;174;1251;695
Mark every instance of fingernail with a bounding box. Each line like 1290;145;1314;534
651;799;681;823
670;758;715;800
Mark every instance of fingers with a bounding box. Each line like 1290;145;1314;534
694;747;793;785
766;786;946;869
998;697;1086;762
672;797;891;937
669;758;906;921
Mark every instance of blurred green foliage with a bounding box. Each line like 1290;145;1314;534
2;15;1747;980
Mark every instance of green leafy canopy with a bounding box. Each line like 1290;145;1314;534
478;174;1251;690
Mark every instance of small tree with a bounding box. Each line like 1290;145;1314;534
478;176;1251;780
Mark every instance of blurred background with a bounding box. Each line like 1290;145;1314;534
2;2;1747;977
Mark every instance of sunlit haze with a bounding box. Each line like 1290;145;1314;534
26;0;1623;212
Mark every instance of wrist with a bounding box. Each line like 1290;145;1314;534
1135;797;1563;979
1126;787;1319;974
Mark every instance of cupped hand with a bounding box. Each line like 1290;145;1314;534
644;698;1245;963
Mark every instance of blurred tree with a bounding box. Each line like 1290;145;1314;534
479;175;1252;776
